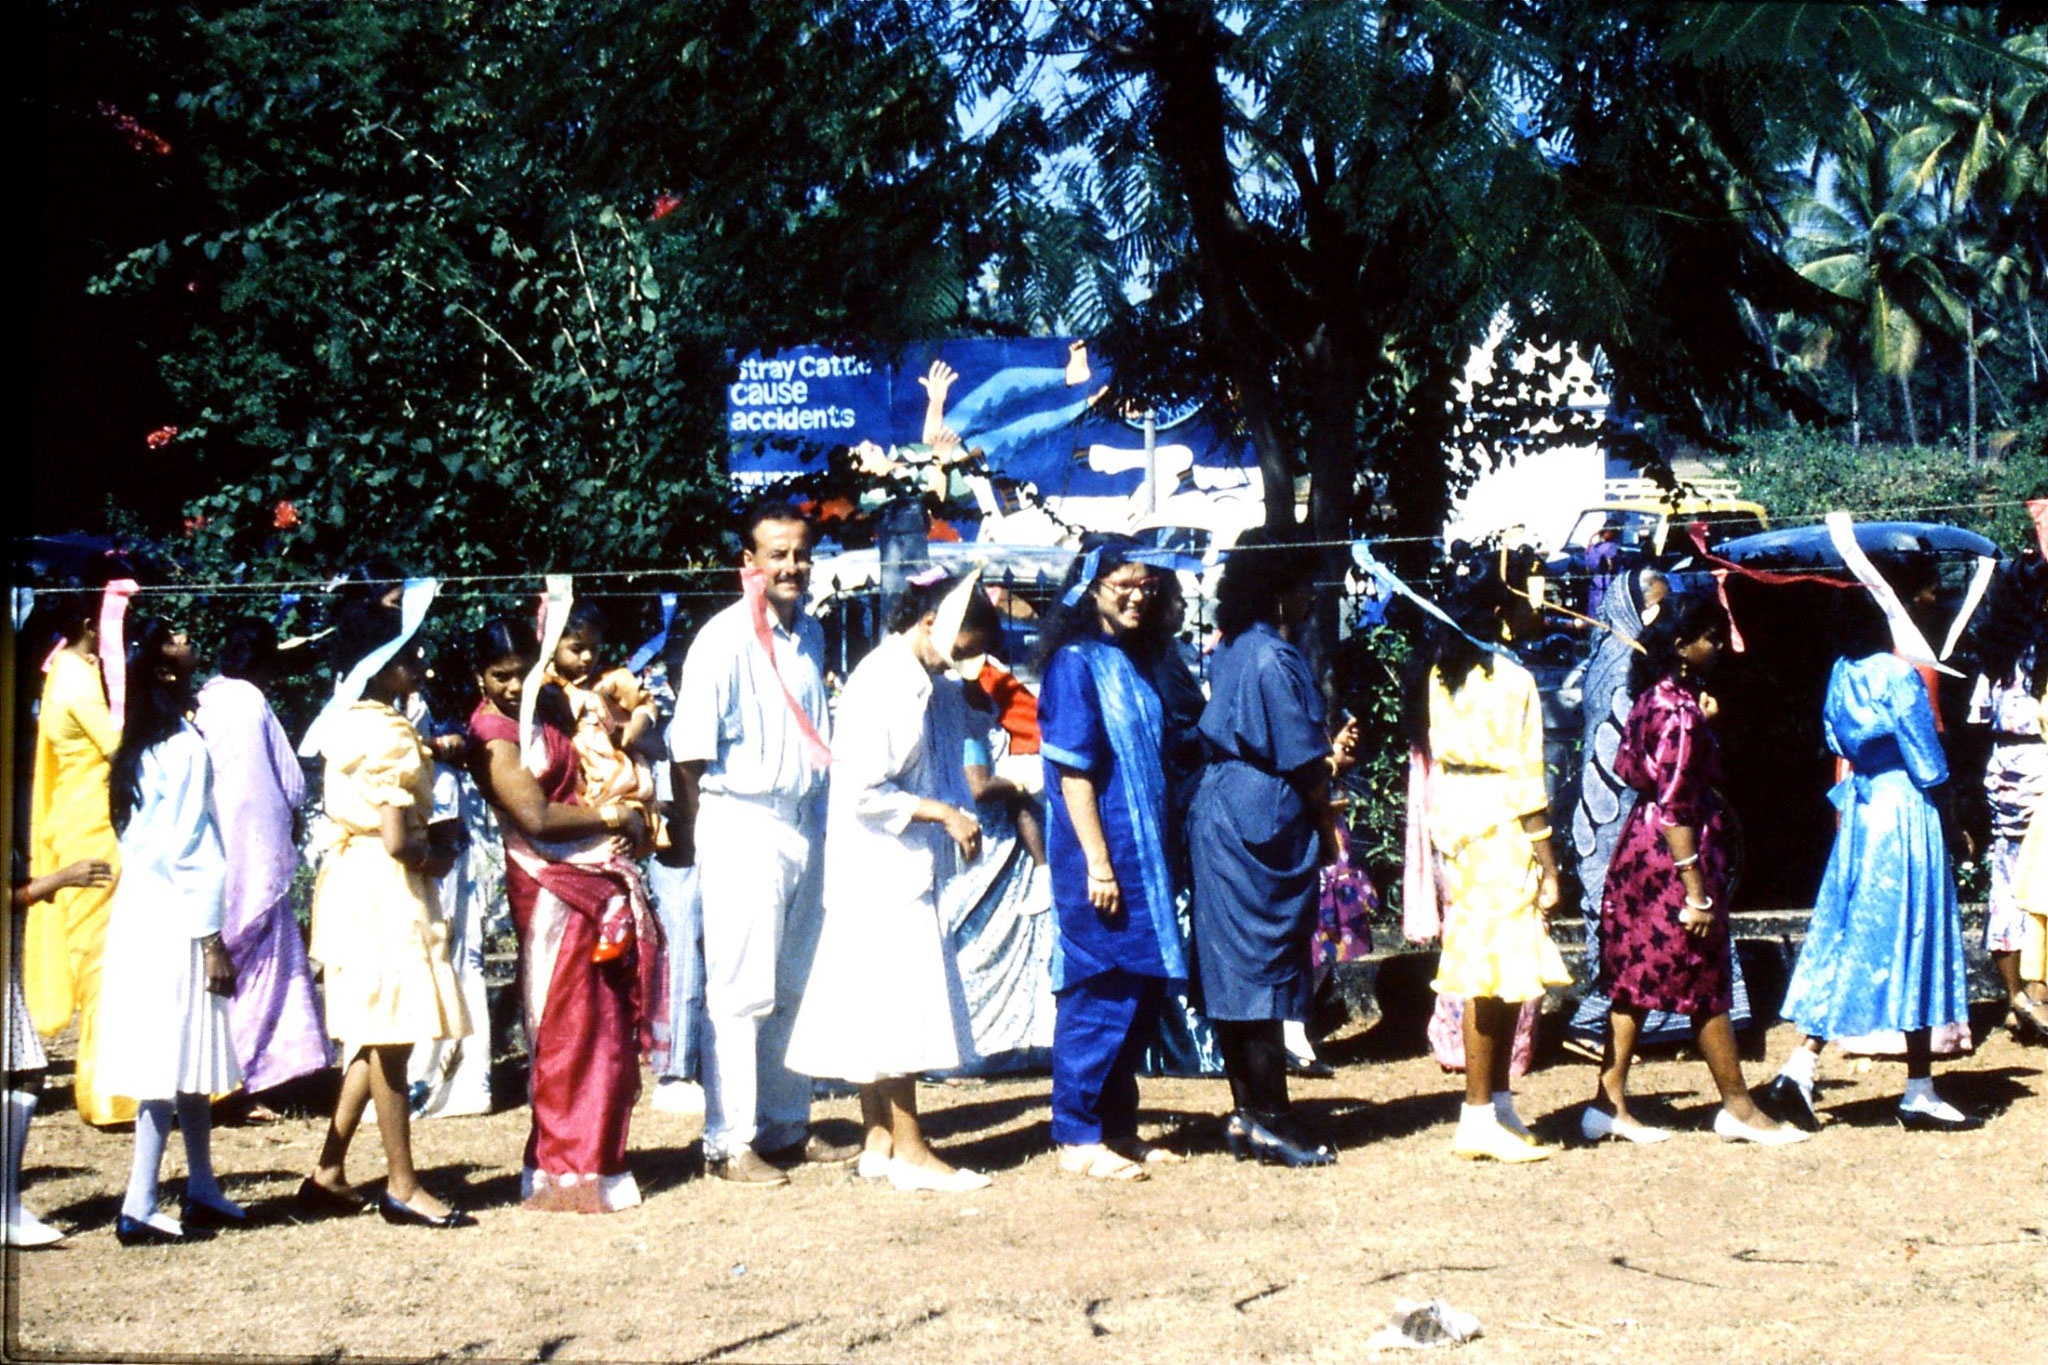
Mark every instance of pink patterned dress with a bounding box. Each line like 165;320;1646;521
1599;676;1733;1018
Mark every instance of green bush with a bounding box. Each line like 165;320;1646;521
1722;421;2048;553
1331;623;1415;927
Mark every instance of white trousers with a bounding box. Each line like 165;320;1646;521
696;791;825;1159
644;857;709;1082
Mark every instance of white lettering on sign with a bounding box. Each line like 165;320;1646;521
727;406;860;433
733;353;872;383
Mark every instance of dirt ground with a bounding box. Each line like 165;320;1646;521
7;1015;2042;1365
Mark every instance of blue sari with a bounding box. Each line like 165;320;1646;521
1039;638;1184;985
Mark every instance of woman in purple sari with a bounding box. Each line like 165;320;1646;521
192;619;331;1099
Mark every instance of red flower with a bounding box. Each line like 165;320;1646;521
273;500;300;530
651;193;683;221
95;101;173;157
180;515;208;537
145;425;179;449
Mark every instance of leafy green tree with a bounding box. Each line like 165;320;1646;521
1892;17;2048;456
69;0;1013;590
943;1;2037;552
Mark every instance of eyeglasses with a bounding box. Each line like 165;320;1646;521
1098;579;1156;601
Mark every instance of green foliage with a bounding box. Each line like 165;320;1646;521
70;0;1003;596
1723;422;2048;552
1331;623;1414;921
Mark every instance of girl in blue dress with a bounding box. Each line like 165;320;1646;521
1767;602;1978;1133
1037;538;1184;1182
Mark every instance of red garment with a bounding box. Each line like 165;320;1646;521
469;703;661;1186
1601;678;1733;1016
976;661;1040;756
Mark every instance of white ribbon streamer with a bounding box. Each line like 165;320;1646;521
1939;554;1998;662
299;578;441;758
520;574;574;761
1823;512;1960;677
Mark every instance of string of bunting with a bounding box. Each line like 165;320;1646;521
33;490;2046;601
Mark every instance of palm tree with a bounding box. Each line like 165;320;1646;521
1787;106;1970;446
1891;21;2048;454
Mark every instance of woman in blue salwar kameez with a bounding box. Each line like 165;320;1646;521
1037;540;1186;1182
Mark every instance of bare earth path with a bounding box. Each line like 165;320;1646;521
8;1021;2041;1364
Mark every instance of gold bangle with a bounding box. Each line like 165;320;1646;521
1524;825;1554;843
600;803;624;831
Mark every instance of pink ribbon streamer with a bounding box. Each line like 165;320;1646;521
98;578;139;725
1402;747;1440;944
741;566;832;770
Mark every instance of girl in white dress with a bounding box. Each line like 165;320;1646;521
98;620;244;1246
785;569;997;1193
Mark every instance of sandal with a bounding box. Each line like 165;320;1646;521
1057;1144;1149;1182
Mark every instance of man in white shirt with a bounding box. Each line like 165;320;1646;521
669;502;849;1185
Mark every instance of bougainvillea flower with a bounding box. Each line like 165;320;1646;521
651;193;683;220
145;426;179;449
180;515;208;537
273;500;300;530
96;101;173;157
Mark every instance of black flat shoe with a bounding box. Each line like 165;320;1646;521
178;1199;247;1233
378;1192;476;1229
292;1177;369;1221
1286;1057;1336;1079
1757;1075;1821;1133
1897;1106;1986;1133
113;1213;183;1247
1224;1110;1336;1168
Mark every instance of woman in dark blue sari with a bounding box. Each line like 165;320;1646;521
1037;538;1185;1182
1188;534;1339;1167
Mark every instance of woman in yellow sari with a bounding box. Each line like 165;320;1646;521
24;576;136;1126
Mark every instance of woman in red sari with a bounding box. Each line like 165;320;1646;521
466;618;663;1213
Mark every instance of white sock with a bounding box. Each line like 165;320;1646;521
3;1090;35;1222
1458;1102;1498;1129
1899;1078;1964;1120
123;1100;173;1223
1490;1091;1530;1136
1778;1048;1817;1090
1282;1020;1317;1062
175;1092;239;1214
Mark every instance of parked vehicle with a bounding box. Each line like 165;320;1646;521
1547;477;1769;614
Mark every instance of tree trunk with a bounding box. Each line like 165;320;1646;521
1143;7;1301;533
2028;305;2044;385
1965;301;1979;462
1850;376;1861;450
1899;373;1920;446
1301;332;1361;666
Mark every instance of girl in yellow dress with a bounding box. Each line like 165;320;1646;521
300;598;473;1228
24;572;137;1127
1405;547;1570;1163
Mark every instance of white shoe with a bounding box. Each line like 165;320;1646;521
3;1209;63;1248
651;1080;706;1116
1581;1106;1674;1145
1450;1112;1551;1164
1714;1108;1811;1146
1491;1096;1536;1141
855;1150;892;1182
885;1158;992;1193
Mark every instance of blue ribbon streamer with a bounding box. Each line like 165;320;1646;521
1348;542;1518;662
625;591;679;674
